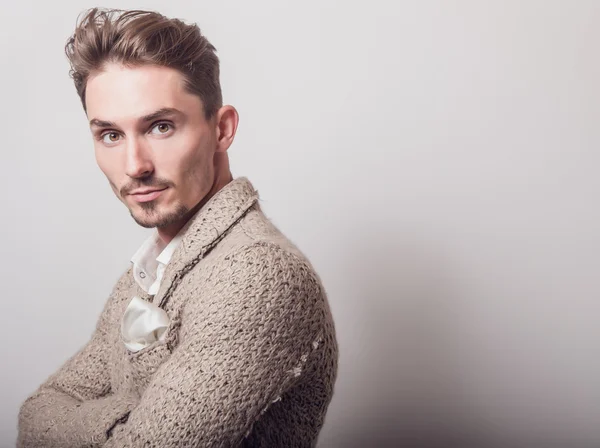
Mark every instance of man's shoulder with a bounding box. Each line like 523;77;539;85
202;202;317;276
197;239;319;291
181;238;328;338
184;203;325;302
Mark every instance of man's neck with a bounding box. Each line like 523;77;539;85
156;171;233;245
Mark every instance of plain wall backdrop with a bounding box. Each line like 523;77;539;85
1;1;599;447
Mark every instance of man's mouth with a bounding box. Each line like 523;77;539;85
129;187;168;203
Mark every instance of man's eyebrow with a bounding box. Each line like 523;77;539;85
89;107;184;128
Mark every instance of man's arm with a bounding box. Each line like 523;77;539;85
17;268;138;448
104;242;325;447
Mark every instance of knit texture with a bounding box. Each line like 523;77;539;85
17;176;339;448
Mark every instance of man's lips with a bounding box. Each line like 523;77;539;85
129;187;168;203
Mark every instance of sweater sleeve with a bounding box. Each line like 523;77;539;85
17;269;139;448
103;242;325;447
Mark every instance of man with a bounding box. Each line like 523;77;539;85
17;7;338;448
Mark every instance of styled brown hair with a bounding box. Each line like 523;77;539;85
64;7;222;120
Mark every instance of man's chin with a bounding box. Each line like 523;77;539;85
129;203;190;229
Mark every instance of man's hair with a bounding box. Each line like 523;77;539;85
64;7;222;120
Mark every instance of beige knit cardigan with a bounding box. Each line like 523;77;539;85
17;176;338;447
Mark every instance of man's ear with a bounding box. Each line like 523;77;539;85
215;105;239;152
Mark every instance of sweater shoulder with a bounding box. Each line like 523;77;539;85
205;201;317;273
194;239;320;294
181;234;326;321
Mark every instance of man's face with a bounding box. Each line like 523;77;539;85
86;63;217;229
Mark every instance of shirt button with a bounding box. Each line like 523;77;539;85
139;272;146;279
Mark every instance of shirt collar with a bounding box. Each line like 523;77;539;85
156;232;184;266
130;232;163;271
130;223;186;293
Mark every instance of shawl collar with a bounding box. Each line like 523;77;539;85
150;176;259;308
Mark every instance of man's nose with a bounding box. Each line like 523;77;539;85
125;136;154;178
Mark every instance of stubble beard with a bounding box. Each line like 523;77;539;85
130;199;190;229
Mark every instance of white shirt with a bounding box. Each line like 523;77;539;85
130;231;184;295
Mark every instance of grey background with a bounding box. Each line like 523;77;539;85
1;1;599;447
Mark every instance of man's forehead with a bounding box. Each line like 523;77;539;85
85;64;190;122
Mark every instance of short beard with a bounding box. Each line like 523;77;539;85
130;200;190;229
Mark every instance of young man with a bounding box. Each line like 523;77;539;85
17;7;338;448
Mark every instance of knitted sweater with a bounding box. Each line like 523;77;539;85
17;176;339;448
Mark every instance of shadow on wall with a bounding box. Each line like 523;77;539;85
325;222;596;448
327;223;477;448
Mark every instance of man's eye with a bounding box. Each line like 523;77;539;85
150;122;173;134
101;132;120;144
